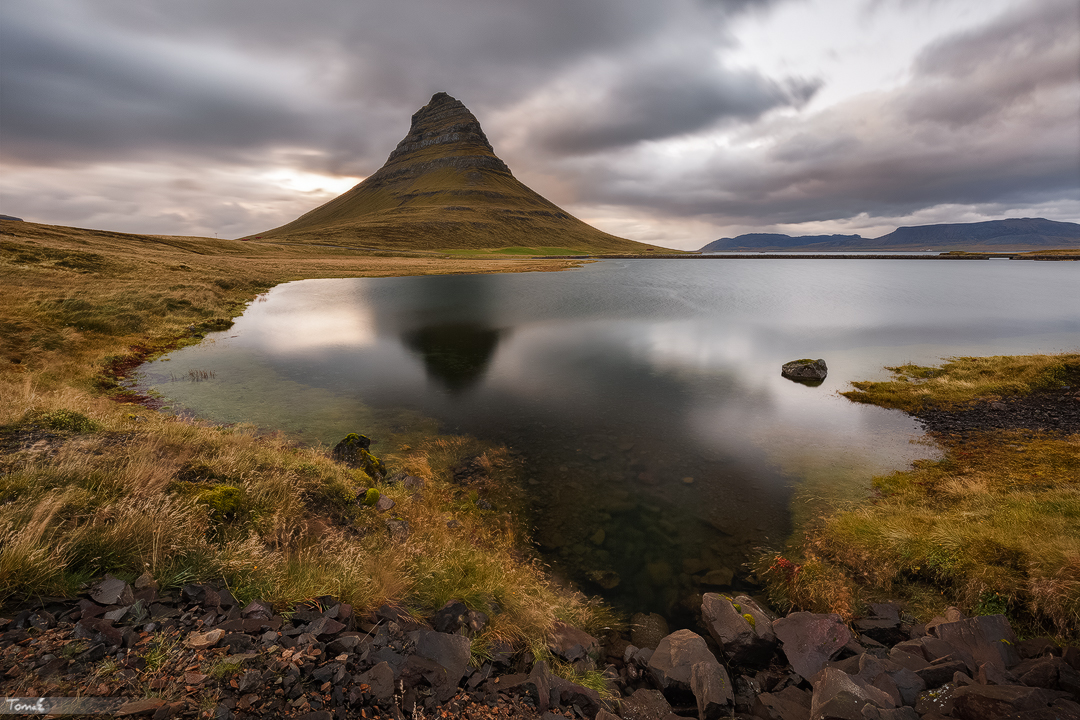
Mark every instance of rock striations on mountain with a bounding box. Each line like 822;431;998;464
249;92;656;253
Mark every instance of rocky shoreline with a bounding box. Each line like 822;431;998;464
912;385;1080;436
3;575;1078;719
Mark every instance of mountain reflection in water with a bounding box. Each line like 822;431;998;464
135;259;1080;619
403;323;504;392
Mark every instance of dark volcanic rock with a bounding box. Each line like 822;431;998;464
647;629;720;693
932;615;1020;672
781;359;827;383
548;620;599;663
949;684;1057;719
618;688;680;720
90;575;134;606
810;667;896;720
772;612;851;680
691;658;734;718
913;385;1080;435
410;629;471;686
701;592;777;667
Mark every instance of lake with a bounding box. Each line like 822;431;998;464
136;258;1079;620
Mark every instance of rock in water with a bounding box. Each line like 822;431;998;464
781;358;828;382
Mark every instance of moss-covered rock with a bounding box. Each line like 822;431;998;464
781;358;828;384
332;433;386;478
196;484;246;520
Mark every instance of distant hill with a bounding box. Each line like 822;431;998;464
248;93;662;254
0;214;23;222
701;218;1080;252
701;233;864;252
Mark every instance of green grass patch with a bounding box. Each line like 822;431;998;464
842;353;1080;411
441;246;591;257
766;354;1080;641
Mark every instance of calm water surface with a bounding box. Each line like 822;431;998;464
137;259;1079;618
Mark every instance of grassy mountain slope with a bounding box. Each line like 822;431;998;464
249;93;663;253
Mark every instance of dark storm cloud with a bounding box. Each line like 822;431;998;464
563;0;1079;226
0;0;787;176
0;3;322;166
1;0;1074;242
539;63;821;155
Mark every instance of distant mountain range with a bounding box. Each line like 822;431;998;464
700;218;1080;252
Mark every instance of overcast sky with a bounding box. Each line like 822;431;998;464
2;0;1077;249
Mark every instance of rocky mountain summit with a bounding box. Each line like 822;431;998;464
249;93;655;253
4;577;1077;719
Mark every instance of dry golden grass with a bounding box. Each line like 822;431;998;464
842;353;1080;412
0;218;605;652
767;355;1080;640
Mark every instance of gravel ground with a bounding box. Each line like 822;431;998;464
913;386;1080;436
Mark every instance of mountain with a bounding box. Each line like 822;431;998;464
700;218;1080;252
873;218;1080;247
248;93;659;253
700;233;863;252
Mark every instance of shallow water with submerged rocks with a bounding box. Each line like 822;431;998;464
4;572;1078;719
134;259;1080;625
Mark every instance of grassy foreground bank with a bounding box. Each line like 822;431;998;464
0;219;608;659
761;354;1080;641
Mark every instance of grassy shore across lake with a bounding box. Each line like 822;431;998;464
0;219;616;664
761;354;1080;642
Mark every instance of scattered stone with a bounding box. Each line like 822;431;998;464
752;685;812;720
691;659;734;718
631;613;670;651
931;615;1020;673
115;698;166;716
134;572;158;591
811;667;896;720
618;688;680;720
358;661;396;701
701;592;777;667
332;432;386;477
90;574;134;606
549;620;599;663
412;629;472;685
386;519;410;541
773;612;852;680
432;600;487;636
855;603;908;647
3;565;1067;720
648;629;718;692
588;569;622;589
949;684;1057;719
915;658;969;689
186;628;225;650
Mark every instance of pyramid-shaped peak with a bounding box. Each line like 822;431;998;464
248;92;658;254
385;92;502;168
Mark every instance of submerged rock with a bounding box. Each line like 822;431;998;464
631;613;670;650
